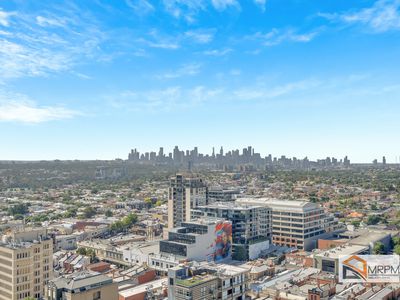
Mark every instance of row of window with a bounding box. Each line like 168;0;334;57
16;252;29;259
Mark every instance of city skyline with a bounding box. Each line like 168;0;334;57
1;1;400;161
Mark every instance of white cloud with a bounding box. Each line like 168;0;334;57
72;72;92;80
105;78;325;112
139;28;215;51
211;0;240;11
103;73;400;115
319;0;400;32
139;30;181;49
185;29;215;44
203;48;232;56
254;0;267;12
0;39;69;78
0;10;14;27
248;28;319;46
36;15;67;27
157;63;202;79
132;49;148;57
233;79;321;100
106;85;224;112
147;41;180;49
0;91;79;123
162;0;206;22
0;7;105;80
162;0;240;21
125;0;155;15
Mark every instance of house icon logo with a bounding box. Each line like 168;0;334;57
342;255;367;281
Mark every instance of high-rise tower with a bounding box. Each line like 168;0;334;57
167;174;208;229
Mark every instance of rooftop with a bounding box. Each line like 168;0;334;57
315;244;368;259
236;198;319;212
118;278;167;297
50;271;113;292
176;274;217;287
350;231;392;247
199;262;250;277
196;201;264;211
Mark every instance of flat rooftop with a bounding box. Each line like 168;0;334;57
200;262;250;276
176;274;217;287
350;231;391;246
315;244;368;259
196;201;264;210
119;278;167;297
236;198;319;212
50;271;113;291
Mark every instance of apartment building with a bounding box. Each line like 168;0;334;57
192;202;271;260
46;271;118;300
168;263;249;300
168;174;208;229
236;198;341;250
207;187;240;203
170;272;219;300
160;218;232;262
0;228;53;300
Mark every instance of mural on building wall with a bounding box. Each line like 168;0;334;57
213;221;232;261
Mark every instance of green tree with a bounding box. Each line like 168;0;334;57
8;203;29;216
144;197;153;207
76;247;87;255
373;242;385;254
110;213;138;233
83;207;97;219
64;207;77;218
394;245;400;255
366;215;381;225
393;237;400;246
105;210;113;217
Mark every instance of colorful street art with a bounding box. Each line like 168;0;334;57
213;221;232;261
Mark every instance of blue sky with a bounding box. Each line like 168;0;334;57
0;0;400;162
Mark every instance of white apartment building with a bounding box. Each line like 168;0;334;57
236;198;342;250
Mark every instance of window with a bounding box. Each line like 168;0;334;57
93;291;101;300
321;259;335;273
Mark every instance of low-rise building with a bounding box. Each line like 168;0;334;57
313;244;368;274
118;278;167;300
46;271;118;300
54;234;78;251
168;263;249;300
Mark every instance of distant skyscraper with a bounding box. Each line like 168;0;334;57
167;174;208;229
173;146;180;163
383;156;386;165
343;156;350;167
